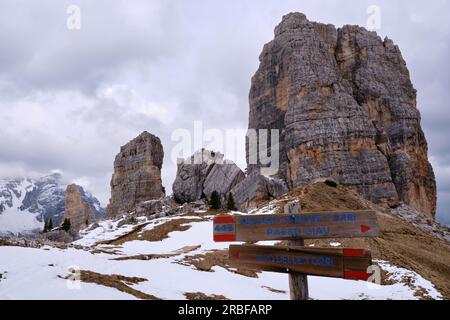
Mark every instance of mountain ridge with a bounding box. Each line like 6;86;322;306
0;173;104;236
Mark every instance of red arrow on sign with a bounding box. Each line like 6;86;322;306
361;225;371;233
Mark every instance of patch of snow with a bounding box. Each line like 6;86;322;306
0;246;135;300
330;242;342;247
375;260;442;300
75;219;136;247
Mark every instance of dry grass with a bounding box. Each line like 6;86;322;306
261;286;287;294
111;245;201;261
180;249;259;278
73;270;160;300
180;209;230;217
184;292;228;300
98;218;206;246
278;182;369;213
96;222;151;246
0;240;13;247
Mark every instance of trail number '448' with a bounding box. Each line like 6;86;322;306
215;224;234;233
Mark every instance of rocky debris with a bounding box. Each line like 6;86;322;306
107;131;165;217
248;12;436;218
231;172;288;211
390;204;450;244
173;149;245;204
0;236;69;249
62;184;98;232
43;230;75;243
84;223;100;232
165;199;209;216
135;200;163;217
107;195;209;224
134;197;208;219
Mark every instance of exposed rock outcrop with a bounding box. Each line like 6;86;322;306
231;173;288;211
173;149;245;204
107;132;165;217
62;184;97;232
248;12;436;218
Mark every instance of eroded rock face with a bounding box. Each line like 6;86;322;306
63;184;96;232
173;150;245;204
231;173;288;211
107;132;165;217
248;12;436;217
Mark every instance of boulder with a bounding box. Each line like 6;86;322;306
231;172;288;211
173;149;245;203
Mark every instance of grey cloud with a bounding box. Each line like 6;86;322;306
0;0;449;225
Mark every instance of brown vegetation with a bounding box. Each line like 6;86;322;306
184;292;228;300
98;218;206;246
76;270;160;300
180;249;259;278
111;245;201;261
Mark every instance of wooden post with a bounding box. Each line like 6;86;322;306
284;201;309;300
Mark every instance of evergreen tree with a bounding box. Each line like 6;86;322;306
62;218;71;232
48;219;53;232
226;193;237;211
209;191;222;210
43;219;49;233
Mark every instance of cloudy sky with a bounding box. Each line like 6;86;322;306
0;0;449;224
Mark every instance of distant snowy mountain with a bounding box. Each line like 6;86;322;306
0;173;104;236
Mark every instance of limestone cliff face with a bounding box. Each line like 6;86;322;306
173;149;245;204
248;13;436;217
231;172;288;211
107;131;165;217
63;184;96;232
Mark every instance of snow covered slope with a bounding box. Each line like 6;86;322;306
0;179;43;235
0;173;104;236
0;211;443;300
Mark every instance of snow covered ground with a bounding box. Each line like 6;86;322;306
0;213;443;300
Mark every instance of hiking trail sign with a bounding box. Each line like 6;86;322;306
213;206;380;300
213;210;380;242
228;245;372;281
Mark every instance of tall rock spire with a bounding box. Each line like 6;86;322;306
247;12;436;217
107;131;165;217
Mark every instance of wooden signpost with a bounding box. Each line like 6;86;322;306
213;210;380;242
228;245;372;280
285;202;308;300
213;204;380;300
